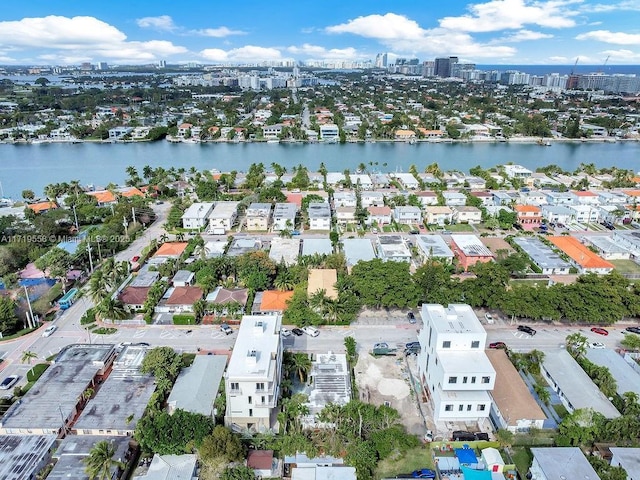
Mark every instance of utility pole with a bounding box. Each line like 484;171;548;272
123;218;129;236
72;205;79;231
131;207;137;225
87;244;94;273
24;285;35;328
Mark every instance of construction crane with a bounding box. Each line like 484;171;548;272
603;55;610;69
570;57;579;75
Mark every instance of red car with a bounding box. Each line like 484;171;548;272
591;327;609;336
131;255;140;262
489;342;507;349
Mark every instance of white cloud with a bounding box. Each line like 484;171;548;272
326;13;424;39
136;15;177;32
581;1;640;13
498;29;554;42
0;15;187;64
439;0;580;32
601;48;640;61
200;45;286;62
576;30;640;45
548;56;568;62
287;44;360;60
191;26;246;37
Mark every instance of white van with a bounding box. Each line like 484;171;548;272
302;326;319;337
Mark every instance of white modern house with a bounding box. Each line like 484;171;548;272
393;206;422;225
417;304;495;423
319;124;339;141
181;202;214;230
208;201;240;233
225;314;283;433
360;191;385;207
308;202;332;230
272;203;297;231
333;192;357;208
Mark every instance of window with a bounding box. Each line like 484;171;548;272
249;409;253;417
467;405;472;411
448;376;457;384
482;376;490;384
256;382;265;391
477;404;486;411
471;340;480;348
248;396;252;404
442;341;451;348
445;404;453;412
458;405;464;411
463;376;468;384
230;382;239;391
471;376;476;383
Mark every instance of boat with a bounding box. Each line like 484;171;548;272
266;139;280;144
537;139;552;146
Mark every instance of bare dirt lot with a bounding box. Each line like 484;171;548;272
354;353;427;435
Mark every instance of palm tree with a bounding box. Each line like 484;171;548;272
83;440;125;480
194;244;210;260
176;232;185;242
274;271;295;291
21;350;38;365
291;353;312;383
95;298;127;321
566;332;588;357
89;270;111;303
193;299;206;321
308;290;330;317
159;233;169;244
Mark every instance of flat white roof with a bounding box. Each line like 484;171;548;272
610;447;640;475
0;434;57;480
302;238;333;256
269;237;301;266
342;238;376;266
531;448;600;480
542;350;620;419
210;201;239;218
416;235;454;258
421;304;485;335
451;234;494;257
182;202;214;219
584;349;640;397
167;355;227;416
227;314;281;379
439;351;495;374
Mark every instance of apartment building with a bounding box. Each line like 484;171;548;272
308;202;332;230
417;304;495;423
225;314;283;433
272;203;297;231
245;203;273;231
208;201;240;233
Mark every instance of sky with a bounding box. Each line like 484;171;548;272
0;0;639;65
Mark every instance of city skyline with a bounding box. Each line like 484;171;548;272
0;0;639;66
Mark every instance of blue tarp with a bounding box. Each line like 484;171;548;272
461;466;492;479
455;447;478;465
19;278;56;287
57;230;88;254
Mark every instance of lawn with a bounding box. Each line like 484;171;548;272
610;259;640;275
511;447;532;477
375;446;434;479
447;223;475;232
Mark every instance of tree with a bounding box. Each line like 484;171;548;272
0;296;19;334
351;259;419;309
21;189;35;201
495;429;514;448
566;332;588;357
220;466;255;480
291;353;312;383
136;409;215;454
94;297;127;321
621;333;640;351
198;425;245;463
21;350;38;365
83;440;125;480
34;247;72;292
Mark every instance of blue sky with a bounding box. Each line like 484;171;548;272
0;0;639;65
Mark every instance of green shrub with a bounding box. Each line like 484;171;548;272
26;363;50;382
80;308;96;325
94;327;117;335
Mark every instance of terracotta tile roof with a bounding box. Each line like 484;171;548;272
87;190;117;204
120;187;144;197
154;242;188;257
572;190;597;197
623;190;640;197
515;205;541;213
118;286;150;305
286;193;303;208
210;288;249;306
27;201;57;213
367;206;392;215
548;236;614;269
166;286;203;305
247;450;273;470
259;290;294;311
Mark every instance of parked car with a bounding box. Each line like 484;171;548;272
131;255;140;262
589;342;606;349
452;431;476;441
517;325;536;336
591;327;609;336
484;313;495;324
489;342;507;349
423;430;434;442
220;324;233;335
42;325;57;337
411;469;436;478
475;432;490;441
291;328;304;336
406;341;421;350
302;326;320;337
625;326;640;334
280;327;292;337
0;375;19;390
407;312;416;324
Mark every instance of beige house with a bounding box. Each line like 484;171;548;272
246;203;273;231
424;206;453;225
307;269;338;300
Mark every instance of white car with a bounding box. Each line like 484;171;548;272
42;325;57;337
302;326;320;337
0;375;19;390
589;342;606;349
280;327;292;337
484;313;495;324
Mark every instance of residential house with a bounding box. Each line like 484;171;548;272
569;204;600;223
205;287;250;314
492;191;514;206
172;270;194;287
208;201;239;233
247;450;280;479
470;191;493;207
512;237;571;275
443;191;467;206
325;172;346;186
118;286;151;312
252;291;294;315
342;238;376;271
227;237;262;257
108;126;132;140
307;269;338;300
319;124;339;141
392;173;419;190
544;191;575;206
393;206;422;225
376;235;412;263
529;448;601;480
571;190;600;205
156;286;203;313
609;448;640;479
27;201;58;215
584;236;630;260
548;236;614;274
514;205;542;229
417;304;495;422
360;191;385;207
225;314;283;433
424;206;453;226
135;454;198;480
335;206;356;225
453;206;482;224
245;202;273;231
416;191;439;207
519;191;548;206
167;355;227;419
333;191;357;208
349;174;373;190
450;235;495;271
415;235;455;264
301;238;333;257
153;242;188;259
87;190;117;206
367;206;392;226
486;349;546;433
503;164;533;180
272;203;297;231
269;237;301;266
308;202;332;230
541;205;574;224
262;124;283;139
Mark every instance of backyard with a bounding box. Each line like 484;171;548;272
375;445;434;479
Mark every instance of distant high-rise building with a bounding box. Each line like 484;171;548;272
422;61;435;77
96;62;108;71
80;62;92;71
158;60;167;68
375;53;388;68
292;65;300;78
434;56;458;78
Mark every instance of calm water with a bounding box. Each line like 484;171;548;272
0;141;639;199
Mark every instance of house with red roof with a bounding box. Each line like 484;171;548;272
514;205;542;229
